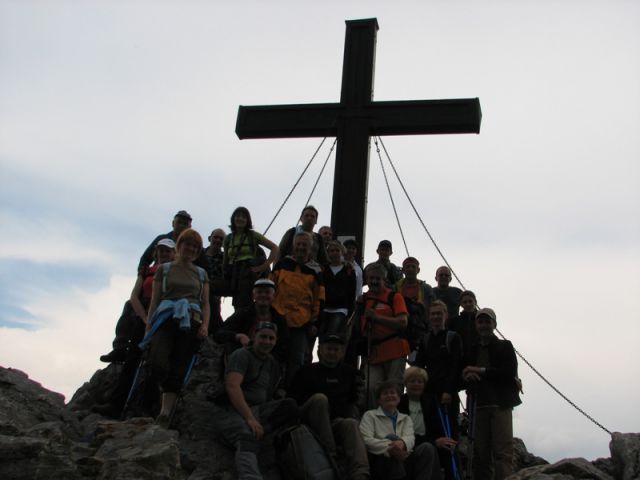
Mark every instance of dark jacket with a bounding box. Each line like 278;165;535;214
214;305;289;364
398;392;445;445
322;263;356;316
290;362;361;419
448;310;479;358
462;334;522;408
433;286;463;320
412;329;463;397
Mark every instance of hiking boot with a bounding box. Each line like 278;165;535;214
100;349;126;363
155;413;171;429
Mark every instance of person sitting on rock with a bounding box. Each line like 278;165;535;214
214;278;289;367
360;380;442;480
93;238;176;418
290;333;370;480
462;308;521;480
212;321;299;480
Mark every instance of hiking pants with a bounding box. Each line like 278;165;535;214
147;321;199;393
473;406;514;480
301;393;369;478
369;441;441;480
213;398;299;479
365;357;406;409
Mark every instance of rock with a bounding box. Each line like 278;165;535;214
610;432;640;480
507;457;614;480
592;456;616;478
514;437;549;470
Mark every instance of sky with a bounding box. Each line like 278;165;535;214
1;0;639;463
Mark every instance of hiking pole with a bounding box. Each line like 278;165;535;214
120;356;145;420
465;392;477;480
365;316;373;411
438;405;462;480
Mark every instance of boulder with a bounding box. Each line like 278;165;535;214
610;432;640;480
507;457;614;480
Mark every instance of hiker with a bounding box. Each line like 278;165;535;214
138;210;193;273
141;228;210;428
394;256;434;352
411;300;463;440
342;238;363;298
290;333;369;480
277;205;329;265
447;290;479;356
318;225;334;246
212;321;299;480
270;231;325;388
204;228;226;334
215;278;289;366
462;308;521;480
432;266;462;320
93;238;176;417
398;367;457;480
321;240;357;338
364;240;403;288
223;206;279;311
360;380;442;480
358;263;409;408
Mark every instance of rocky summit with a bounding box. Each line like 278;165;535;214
0;338;638;479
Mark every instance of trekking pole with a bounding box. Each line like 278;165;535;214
120;356;145;420
465;392;476;480
365;317;373;411
438;405;462;480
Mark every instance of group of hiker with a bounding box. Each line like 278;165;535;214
96;206;522;480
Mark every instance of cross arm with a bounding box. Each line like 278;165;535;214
367;98;482;135
236;103;342;139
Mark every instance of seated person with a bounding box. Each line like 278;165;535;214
290;333;369;480
211;321;299;480
359;380;442;480
399;367;458;480
214;278;289;366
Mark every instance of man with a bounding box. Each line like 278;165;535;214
343;238;363;298
318;225;334;245
138;210;192;273
364;240;403;288
359;263;409;408
215;278;289;366
462;308;521;480
394;257;434;351
277;205;329;265
290;333;369;480
271;231;325;387
212;321;299;480
432;266;462;320
321;240;356;337
205;228;226;333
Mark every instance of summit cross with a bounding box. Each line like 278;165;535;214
235;18;481;258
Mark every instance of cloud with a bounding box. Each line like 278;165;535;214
0;273;134;401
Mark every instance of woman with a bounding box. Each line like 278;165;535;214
223;206;279;310
94;238;176;418
399;367;458;480
360;380;442;480
144;228;210;427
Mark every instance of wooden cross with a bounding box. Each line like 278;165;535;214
236;18;481;257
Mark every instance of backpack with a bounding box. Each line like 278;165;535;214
275;424;338;480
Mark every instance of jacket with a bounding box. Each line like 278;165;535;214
359;406;416;456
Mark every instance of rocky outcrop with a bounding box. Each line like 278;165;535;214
1;341;638;480
610;432;640;480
